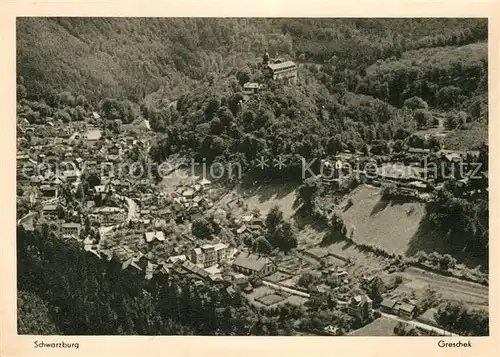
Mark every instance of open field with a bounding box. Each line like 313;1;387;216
236;183;299;219
392;267;488;310
442;122;488;151
348;317;398;336
336;185;429;255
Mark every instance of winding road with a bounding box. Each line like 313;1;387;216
98;195;138;236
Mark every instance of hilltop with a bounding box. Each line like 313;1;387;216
17;18;487;104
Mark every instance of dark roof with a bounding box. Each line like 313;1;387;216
232;252;271;272
182;260;210;279
398;302;416;313
380;298;397;309
233;278;249;287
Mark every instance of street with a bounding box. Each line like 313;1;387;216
380;312;458;336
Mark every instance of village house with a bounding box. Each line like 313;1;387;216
181;260;210;280
190;242;229;268
92;206;125;224
94;185;109;197
347;294;373;321
243;82;262;94
61;222;82;238
144;231;166;243
379;298;417;319
202;244;217;266
42;205;59;219
395;302;417;320
61;170;80;183
168;254;187;264
380;298;398;314
232;252;276;277
39;184;58;198
129;218;151;230
191;248;205;266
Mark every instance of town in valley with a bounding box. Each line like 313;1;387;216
16;18;489;337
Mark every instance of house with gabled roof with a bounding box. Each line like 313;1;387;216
347;294;373;321
232;252;276;277
264;59;298;84
61;222;82;238
144;231;166;243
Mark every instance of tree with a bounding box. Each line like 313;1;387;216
403;96;428;110
456;111;468;127
330;213;347;238
76;95;88;107
191;218;214;239
217;106;234;126
427;136;442;151
419;287;440;311
204;97;220;120
393;321;408;336
100;98;120;120
58;91;75;107
367;276;385;307
434;301;465;332
236;68;251;86
297;272;319;289
414;109;432;127
392;139;404;153
297;176;322;210
17;84;28;100
407;133;426;148
255;236;272;254
268;221;298;252
437;86;461;108
265;206;284;229
209;118;224;135
438;253;456;271
370;140;390;155
327;135;344;155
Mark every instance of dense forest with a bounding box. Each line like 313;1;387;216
17;18;487;104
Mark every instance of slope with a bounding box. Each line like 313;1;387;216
336;184;431;255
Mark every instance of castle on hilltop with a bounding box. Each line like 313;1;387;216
261;49;298;84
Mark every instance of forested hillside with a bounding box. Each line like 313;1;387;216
17;18;487;104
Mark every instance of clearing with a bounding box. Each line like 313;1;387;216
336;185;429;255
236;183;299;219
390;267;488;310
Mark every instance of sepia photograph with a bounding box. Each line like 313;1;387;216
14;16;489;341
